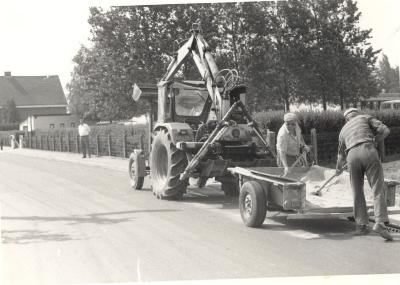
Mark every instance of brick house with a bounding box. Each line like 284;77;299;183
0;71;68;121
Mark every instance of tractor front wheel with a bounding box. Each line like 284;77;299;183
150;130;188;200
129;151;145;190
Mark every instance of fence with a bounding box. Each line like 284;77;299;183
2;126;400;165
265;127;400;166
0;131;148;158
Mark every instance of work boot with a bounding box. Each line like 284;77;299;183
373;222;393;241
353;224;370;236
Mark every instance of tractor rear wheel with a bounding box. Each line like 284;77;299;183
150;130;188;200
239;181;266;227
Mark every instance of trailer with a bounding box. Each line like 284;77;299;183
228;166;400;227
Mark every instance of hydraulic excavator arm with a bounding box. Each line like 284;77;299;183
158;23;225;120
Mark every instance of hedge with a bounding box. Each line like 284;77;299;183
3;109;400;145
31;123;148;138
253;109;400;134
0;123;19;131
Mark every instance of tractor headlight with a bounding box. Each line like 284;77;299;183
231;128;240;138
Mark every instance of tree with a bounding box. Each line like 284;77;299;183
286;0;380;110
377;54;400;93
2;99;20;123
67;1;381;118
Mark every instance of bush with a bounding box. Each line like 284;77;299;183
33;123;148;138
0;123;19;131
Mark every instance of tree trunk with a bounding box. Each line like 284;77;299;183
283;77;290;112
322;92;327;111
339;94;344;110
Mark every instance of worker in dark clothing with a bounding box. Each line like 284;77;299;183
336;108;392;241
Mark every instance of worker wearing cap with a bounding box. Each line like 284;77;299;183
276;112;310;176
78;118;91;158
336;108;392;240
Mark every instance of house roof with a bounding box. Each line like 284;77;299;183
0;74;67;107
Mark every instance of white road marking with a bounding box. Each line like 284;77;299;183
137;258;142;282
281;230;321;240
185;200;322;240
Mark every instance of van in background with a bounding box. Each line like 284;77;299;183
380;100;400;110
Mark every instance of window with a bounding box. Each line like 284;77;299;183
60;123;65;128
50;124;55;129
174;88;208;116
70;123;75;128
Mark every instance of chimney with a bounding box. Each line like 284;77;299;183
4;71;11;76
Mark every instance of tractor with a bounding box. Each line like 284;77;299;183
129;23;276;200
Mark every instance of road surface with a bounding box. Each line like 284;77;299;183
1;149;400;284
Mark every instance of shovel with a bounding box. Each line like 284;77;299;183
311;164;347;196
282;152;306;177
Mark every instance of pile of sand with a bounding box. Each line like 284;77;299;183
288;165;375;209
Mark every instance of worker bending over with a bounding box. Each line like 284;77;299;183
336;108;392;241
276;112;310;176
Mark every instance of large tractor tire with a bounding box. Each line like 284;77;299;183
150;130;189;200
239;181;266;227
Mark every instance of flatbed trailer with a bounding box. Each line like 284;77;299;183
228;166;400;227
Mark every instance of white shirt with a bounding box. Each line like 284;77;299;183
78;123;91;136
276;123;303;156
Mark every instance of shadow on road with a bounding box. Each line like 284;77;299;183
267;216;356;240
264;215;400;241
2;229;77;244
180;186;239;210
1;209;181;244
1;209;180;226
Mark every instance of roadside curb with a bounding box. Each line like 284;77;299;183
0;147;128;173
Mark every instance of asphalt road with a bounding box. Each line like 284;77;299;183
1;150;400;284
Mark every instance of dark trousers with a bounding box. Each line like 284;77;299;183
80;135;90;157
347;142;388;225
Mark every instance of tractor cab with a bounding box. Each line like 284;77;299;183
166;80;248;128
166;81;212;129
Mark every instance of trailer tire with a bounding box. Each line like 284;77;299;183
239;181;266;227
129;154;144;190
150;130;188;200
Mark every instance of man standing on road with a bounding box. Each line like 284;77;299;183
78;118;91;158
336;108;392;241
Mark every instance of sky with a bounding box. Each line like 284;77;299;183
0;0;399;96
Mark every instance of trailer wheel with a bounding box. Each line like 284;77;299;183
129;154;144;190
239;181;266;227
150;130;188;200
